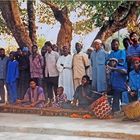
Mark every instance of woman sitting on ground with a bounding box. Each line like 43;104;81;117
16;78;45;108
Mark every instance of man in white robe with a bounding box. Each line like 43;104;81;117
56;46;74;101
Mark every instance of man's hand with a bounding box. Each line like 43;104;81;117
130;91;136;97
71;100;77;106
106;65;113;71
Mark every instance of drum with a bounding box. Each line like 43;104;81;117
90;95;112;119
122;101;140;120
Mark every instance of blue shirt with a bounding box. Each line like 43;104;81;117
108;50;126;66
6;60;19;84
127;44;140;57
129;70;140;91
110;66;127;90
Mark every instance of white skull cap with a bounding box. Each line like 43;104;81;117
94;39;102;44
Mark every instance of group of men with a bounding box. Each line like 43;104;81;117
0;31;140;115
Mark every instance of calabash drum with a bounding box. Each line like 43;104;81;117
90;95;112;119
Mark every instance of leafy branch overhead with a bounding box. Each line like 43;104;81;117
92;1;140;43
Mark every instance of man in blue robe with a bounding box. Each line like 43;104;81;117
90;39;108;92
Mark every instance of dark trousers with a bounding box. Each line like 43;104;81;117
42;78;47;100
112;89;123;112
46;76;58;99
17;70;30;99
0;79;5;102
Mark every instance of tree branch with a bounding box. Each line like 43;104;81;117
27;0;36;45
41;0;66;23
41;0;59;12
0;0;33;50
93;1;140;44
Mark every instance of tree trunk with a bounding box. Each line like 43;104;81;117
27;0;37;45
41;0;72;49
92;1;140;46
0;0;33;50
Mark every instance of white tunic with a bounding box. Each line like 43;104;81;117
56;54;74;100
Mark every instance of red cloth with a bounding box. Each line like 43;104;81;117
132;57;140;62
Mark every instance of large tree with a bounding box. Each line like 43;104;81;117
0;0;36;50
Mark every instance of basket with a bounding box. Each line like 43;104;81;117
90;95;112;119
122;101;140;120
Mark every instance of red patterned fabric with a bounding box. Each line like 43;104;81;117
90;96;112;119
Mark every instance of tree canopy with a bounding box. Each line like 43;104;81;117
0;0;140;50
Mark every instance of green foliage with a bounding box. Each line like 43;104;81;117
38;0;95;34
84;1;123;27
37;2;56;25
37;36;46;49
0;15;11;35
0;0;136;36
38;0;126;34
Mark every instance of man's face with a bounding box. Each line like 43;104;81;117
32;46;38;53
17;50;22;56
94;42;101;51
9;53;14;60
41;46;47;56
130;33;139;43
22;51;28;56
57;88;63;96
63;46;69;55
30;81;36;89
52;45;58;52
1;49;5;56
111;41;119;51
46;46;52;53
108;60;117;67
81;77;88;85
75;44;82;53
134;60;140;70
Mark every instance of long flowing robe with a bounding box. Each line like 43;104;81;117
56;54;74;100
91;48;108;92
